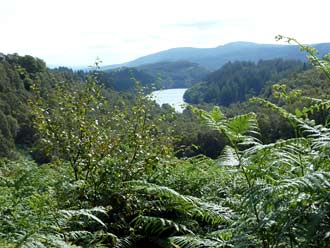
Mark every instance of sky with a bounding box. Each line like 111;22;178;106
1;0;330;67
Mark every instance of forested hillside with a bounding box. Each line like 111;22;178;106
1;39;330;247
0;54;84;158
184;59;308;106
99;67;157;91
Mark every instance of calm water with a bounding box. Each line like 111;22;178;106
150;88;188;113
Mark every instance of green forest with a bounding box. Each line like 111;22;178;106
2;37;330;248
183;59;309;106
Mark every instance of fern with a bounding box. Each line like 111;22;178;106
276;35;330;80
191;106;261;148
250;97;306;127
300;96;330;118
126;180;233;225
243;137;309;157
0;160;114;247
169;235;229;248
58;207;108;228
277;171;330;193
217;146;241;167
131;215;194;237
113;236;145;248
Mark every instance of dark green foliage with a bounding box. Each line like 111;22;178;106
184;59;307;106
53;66;87;82
100;67;157;91
17;55;46;74
0;53;88;158
0;57;31;157
0;111;17;157
172;108;228;158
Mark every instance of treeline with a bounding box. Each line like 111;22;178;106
98;67;157;92
0;54;93;158
0;54;48;157
184;59;309;106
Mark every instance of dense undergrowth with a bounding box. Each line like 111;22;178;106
1;37;330;247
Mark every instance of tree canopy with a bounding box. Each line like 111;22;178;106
184;59;308;106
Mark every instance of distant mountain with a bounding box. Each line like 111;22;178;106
102;41;330;71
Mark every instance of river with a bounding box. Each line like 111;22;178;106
149;88;188;113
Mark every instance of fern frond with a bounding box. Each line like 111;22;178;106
65;230;94;241
131;215;194;237
210;106;225;122
308;126;330;151
192;106;261;148
58;207;107;228
126;180;233;224
227;113;259;137
251;97;329;144
301;96;330;113
169;235;229;248
227;113;261;147
300;122;325;138
114;236;140;248
276;35;330;80
191;106;227;132
251;97;305;126
244;137;309;157
278;171;330;193
45;238;76;248
217;146;240;166
7;233;78;248
64;230;117;246
249;172;330;203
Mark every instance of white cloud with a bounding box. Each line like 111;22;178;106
0;0;329;66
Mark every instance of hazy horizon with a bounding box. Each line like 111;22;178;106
47;41;294;69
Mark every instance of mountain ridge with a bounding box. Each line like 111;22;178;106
101;41;330;71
